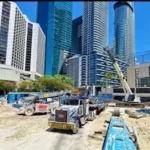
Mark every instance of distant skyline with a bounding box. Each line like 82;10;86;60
16;2;150;55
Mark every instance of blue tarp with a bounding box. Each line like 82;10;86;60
102;116;136;150
91;94;113;101
136;108;150;115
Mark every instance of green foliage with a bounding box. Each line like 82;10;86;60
54;74;74;86
0;80;16;94
0;74;75;93
114;74;120;79
105;72;114;80
18;81;34;92
38;75;74;91
32;80;46;92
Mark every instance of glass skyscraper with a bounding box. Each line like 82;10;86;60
72;16;82;54
37;2;72;75
82;2;109;85
82;2;108;55
114;2;135;65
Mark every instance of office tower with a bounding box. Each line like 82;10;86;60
82;2;108;55
72;16;82;54
114;1;135;65
0;1;45;81
37;2;72;75
29;23;45;75
82;2;109;85
65;55;81;87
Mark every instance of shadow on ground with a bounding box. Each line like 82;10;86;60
18;112;48;116
45;128;74;135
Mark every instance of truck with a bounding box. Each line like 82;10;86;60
103;46;145;108
13;94;59;116
48;96;99;134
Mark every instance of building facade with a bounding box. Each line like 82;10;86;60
82;2;108;55
65;55;81;87
113;63;150;102
0;1;45;81
82;2;109;86
72;16;82;54
65;53;128;88
127;63;150;88
37;2;72;75
80;52;128;87
114;2;135;65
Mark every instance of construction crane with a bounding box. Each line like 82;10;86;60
103;46;145;108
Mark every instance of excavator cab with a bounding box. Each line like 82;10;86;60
127;94;135;102
124;94;141;103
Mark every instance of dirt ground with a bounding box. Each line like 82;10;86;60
0;104;150;150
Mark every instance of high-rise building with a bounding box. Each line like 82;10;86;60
0;1;45;81
82;2;109;85
65;55;81;87
114;1;135;65
72;16;82;54
65;53;128;88
64;2;129;88
82;2;108;55
37;2;72;75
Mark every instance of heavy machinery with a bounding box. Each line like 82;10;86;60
88;97;106;114
13;94;59;116
48;95;105;134
104;46;145;108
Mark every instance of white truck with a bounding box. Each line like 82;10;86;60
48;96;97;134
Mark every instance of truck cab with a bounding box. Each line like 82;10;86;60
48;96;95;134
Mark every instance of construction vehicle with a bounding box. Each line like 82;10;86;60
89;97;106;114
104;46;145;108
48;95;103;134
13;94;59;116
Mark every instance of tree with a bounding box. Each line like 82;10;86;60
16;75;74;92
0;80;16;95
54;74;74;87
103;73;114;88
18;81;34;92
105;72;114;80
114;74;120;79
32;81;46;92
38;75;72;91
5;81;16;93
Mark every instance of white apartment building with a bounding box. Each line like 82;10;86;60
0;1;45;81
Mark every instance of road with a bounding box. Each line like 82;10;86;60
0;105;109;150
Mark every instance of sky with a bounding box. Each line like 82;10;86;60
16;2;150;55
